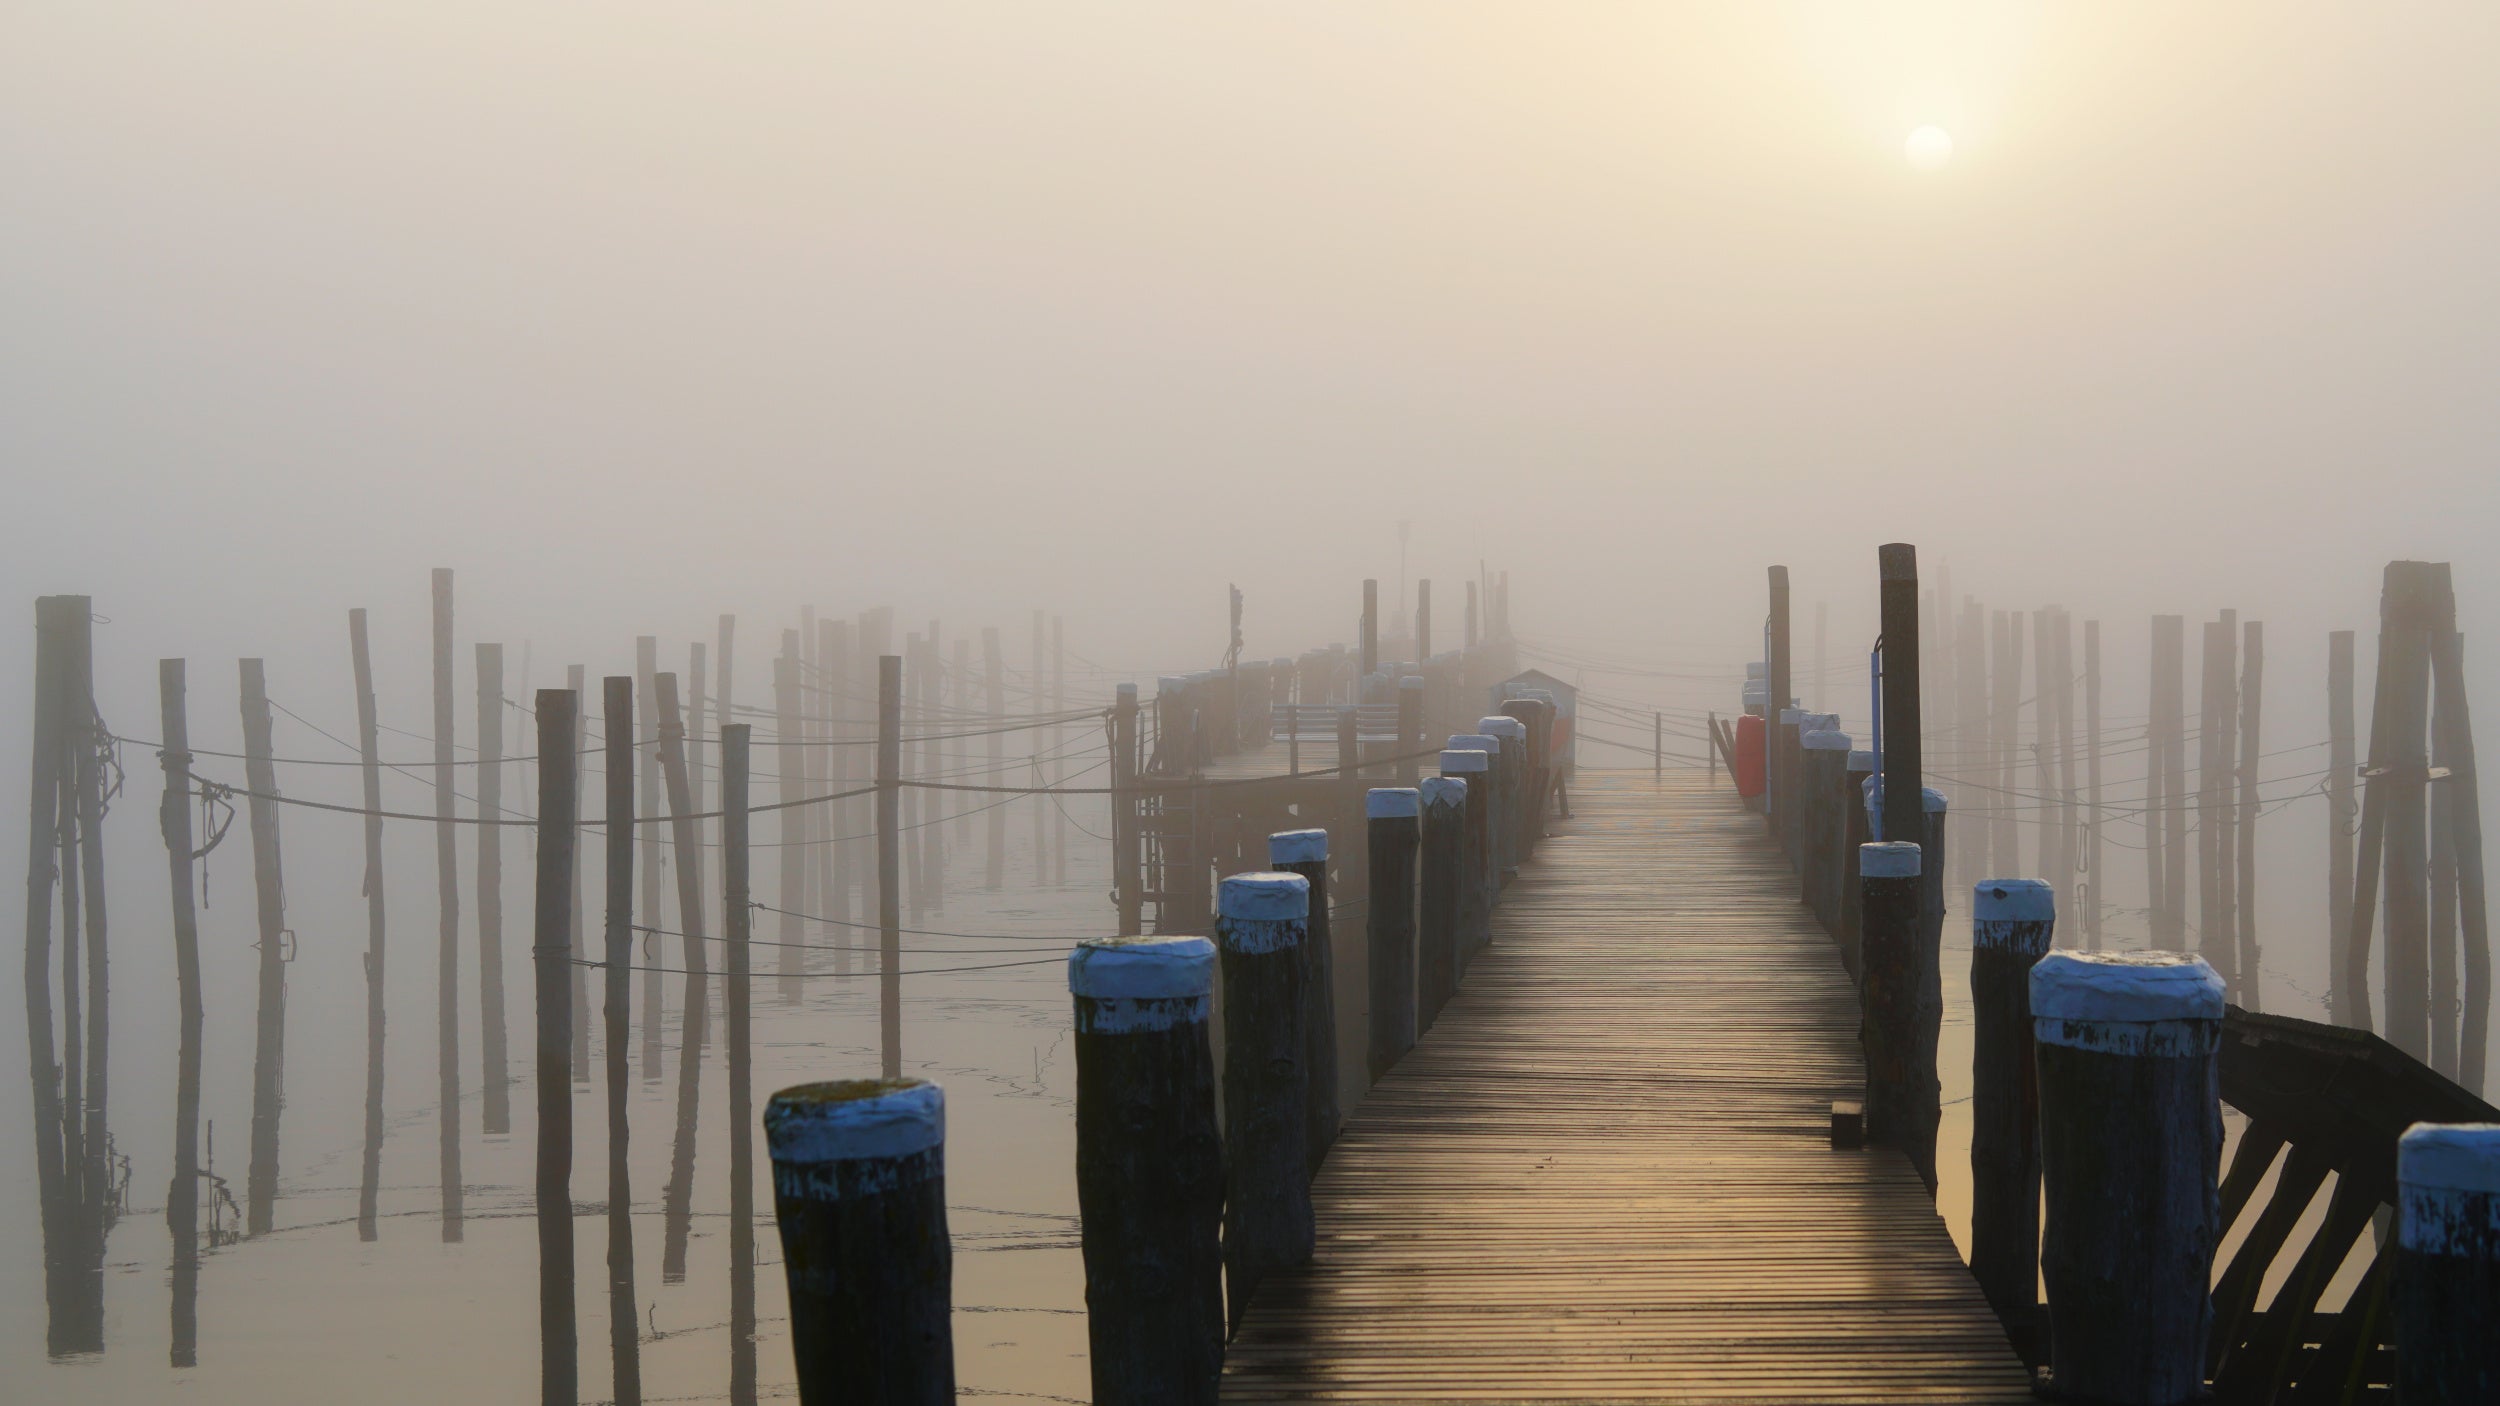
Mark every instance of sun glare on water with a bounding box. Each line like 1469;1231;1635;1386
1905;125;1954;171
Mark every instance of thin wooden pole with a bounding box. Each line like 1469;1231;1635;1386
636;635;662;1082
66;604;111;1346
2055;610;2081;907
1768;566;1791;843
2152;615;2188;948
879;653;903;1079
985;627;1006;890
902;634;925;923
431;568;464;1241
158;659;206;1366
1113;684;1142;937
722;723;757;1406
2433;628;2460;1076
2033;612;2059;887
2384;563;2437;1060
24;599;74;1340
654;672;710;1284
238;659;290;1237
2236;621;2264;1012
599;676;643;1406
817;621;847;946
350;609;388;1242
2327;631;2357;1022
1054;615;1068;887
2427;567;2489;1092
1361;578;1380;679
774;651;806;1000
532;688;579;1406
568;664;590;1082
1878;546;1923;857
479;642;512;1136
1071;937;1223;1404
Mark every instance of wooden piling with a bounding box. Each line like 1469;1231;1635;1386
1113;685;1142;937
568;664;589;1081
637;634;662;1082
2426;569;2490;1094
1418;776;1465;1032
2032;950;2224;1406
1841;750;1873;978
479;642;512;1136
654;672;711;1283
431;570;465;1238
1479;716;1528;879
2381;563;2438;1059
2198;619;2233;985
238;659;290;1238
1878;546;1924;859
723;724;757;1406
1858;840;1929;1189
1768;566;1792;844
2237;620;2263;1011
599;676;643;1406
1967;879;2053;1332
2151;616;2188;947
1366;788;1422;1081
1269;829;1339;1172
1441;748;1493;963
531;689;578;1406
1361;578;1379;679
765;1079;954;1403
23;599;75;1332
157;659;206;1366
349;609;388;1242
878;654;903;1079
1801;727;1849;931
1216;871;1314;1333
2394;1122;2500;1401
1070;937;1224;1405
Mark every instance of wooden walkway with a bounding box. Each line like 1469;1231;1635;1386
1221;771;2032;1404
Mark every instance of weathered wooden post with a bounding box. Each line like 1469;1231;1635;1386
599;677;642;1406
1840;749;1873;978
2032;950;2224;1406
878;654;903;1079
1858;840;1925;1184
1968;879;2053;1334
1778;707;1806;866
157;658;206;1366
1360;578;1379;679
1268;830;1339;1173
2328;629;2357;1022
1419;776;1466;1030
1498;698;1552;859
567;664;589;1079
1768;565;1792;843
1877;544;1924;869
765;1079;954;1403
1802;726;1850;931
1216;871;1314;1331
349;608;389;1243
431;570;465;1238
532;688;579;1406
1480;715;1528;879
2395;1122;2500;1402
478;642;512;1137
1442;744;1495;960
237;659;291;1238
722;723;758;1406
1396;675;1424;786
1070;937;1223;1405
1112;684;1142;936
1367;788;1422;1080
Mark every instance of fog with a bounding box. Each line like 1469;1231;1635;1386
5;3;2498;1400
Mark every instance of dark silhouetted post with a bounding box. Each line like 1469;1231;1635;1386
2426;570;2490;1094
157;659;205;1366
1442;744;1494;962
1858;840;1927;1188
1802;726;1848;929
722;724;757;1406
878;654;903;1078
1841;749;1874;977
1418;776;1465;1030
1070;937;1223;1405
350;609;388;1241
238;659;290;1238
2238;620;2264;1011
1216;872;1314;1332
1878;546;1923;860
1768;566;1791;844
599;676;642;1406
432;569;464;1240
766;1080;953;1403
479;642;512;1136
1268;830;1338;1172
532;689;578;1406
2394;1123;2500;1401
1366;788;1421;1080
2033;950;2223;1406
1968;879;2053;1331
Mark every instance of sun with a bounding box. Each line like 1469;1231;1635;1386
1905;125;1954;171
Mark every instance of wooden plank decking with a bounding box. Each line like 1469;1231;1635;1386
1221;770;2032;1404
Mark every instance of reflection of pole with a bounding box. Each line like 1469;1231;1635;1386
158;658;205;1367
530;688;578;1406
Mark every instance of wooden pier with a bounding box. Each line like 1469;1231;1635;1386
1221;770;2032;1403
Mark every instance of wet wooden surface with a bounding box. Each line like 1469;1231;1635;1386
1221;770;2032;1403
